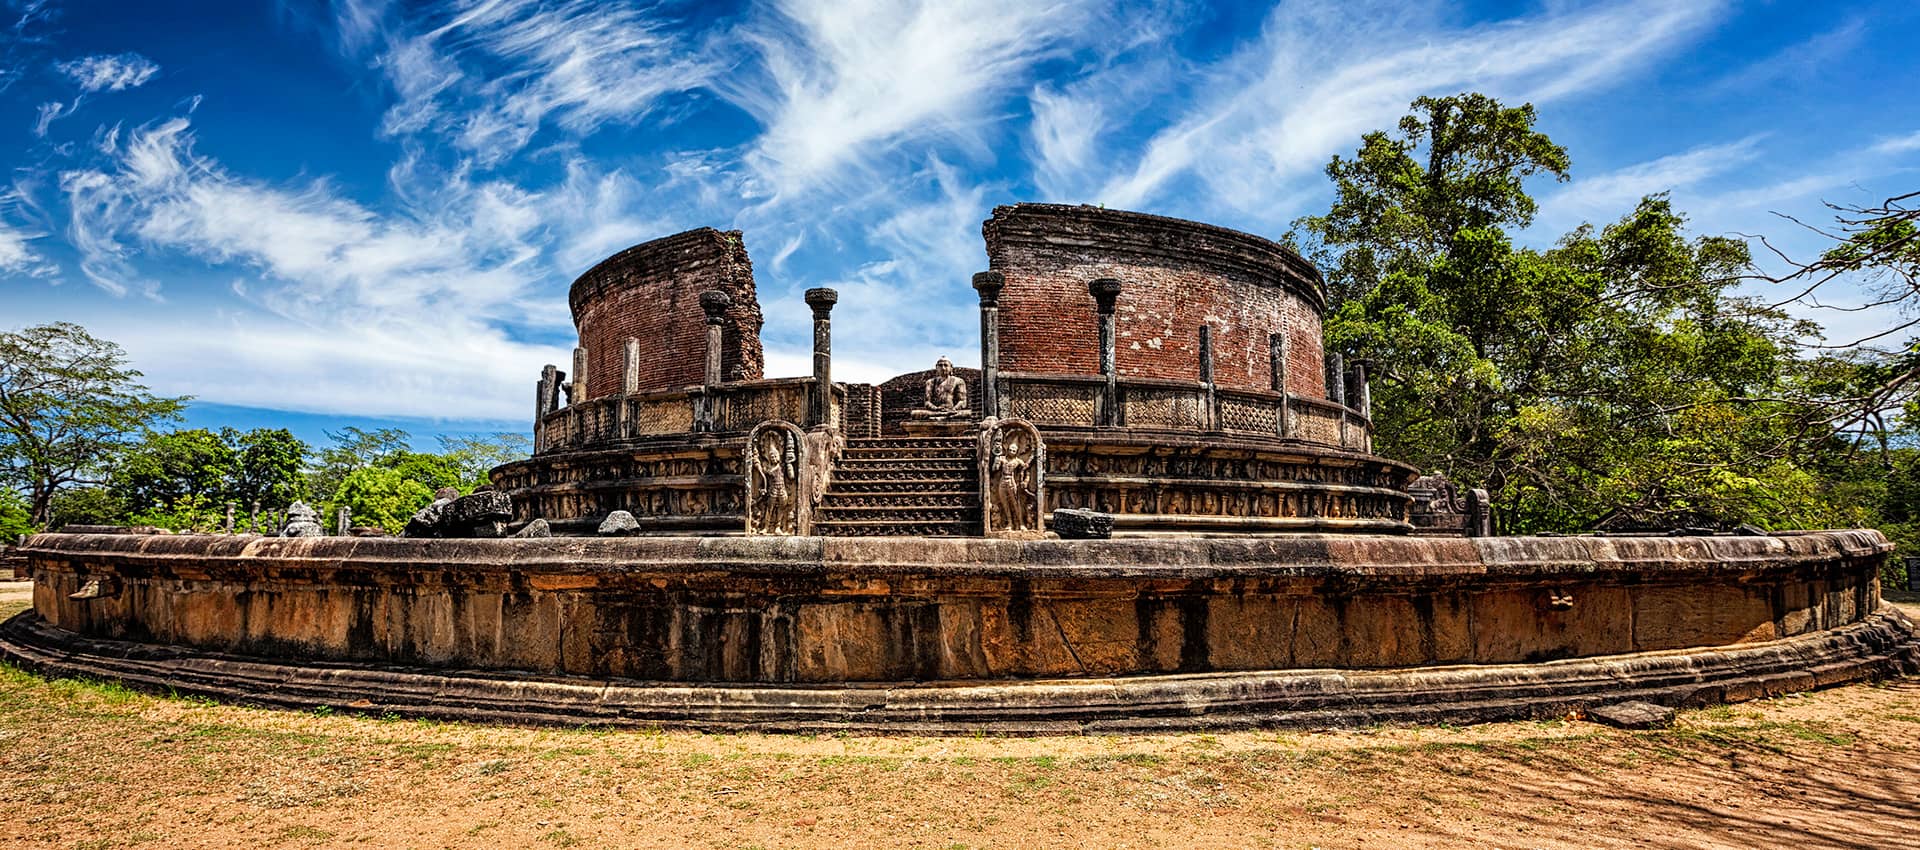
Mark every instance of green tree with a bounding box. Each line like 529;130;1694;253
46;487;127;529
306;426;411;503
1302;94;1864;532
113;428;237;516
229;428;308;509
437;432;532;490
0;323;186;528
328;466;434;534
0;489;32;541
1294;93;1570;307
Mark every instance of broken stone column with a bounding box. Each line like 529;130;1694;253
1348;359;1372;418
622;337;640;395
1324;352;1347;406
973;271;1004;419
335;506;350;536
805;287;838;427
1089;277;1122;426
700;289;732;386
568;346;588;405
1199;324;1217;430
536;364;560;451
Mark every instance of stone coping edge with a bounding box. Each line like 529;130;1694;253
3;607;1913;734
19;529;1893;582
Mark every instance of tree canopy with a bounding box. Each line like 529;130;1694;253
0;323;186;527
1295;93;1901;537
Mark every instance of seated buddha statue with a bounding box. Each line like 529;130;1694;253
911;357;970;420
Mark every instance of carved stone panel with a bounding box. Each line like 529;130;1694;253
978;417;1044;538
745;420;809;535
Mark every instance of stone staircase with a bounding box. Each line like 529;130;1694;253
814;436;981;537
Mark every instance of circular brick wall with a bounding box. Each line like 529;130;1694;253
569;228;765;399
983;204;1328;396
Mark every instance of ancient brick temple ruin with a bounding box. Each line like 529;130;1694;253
8;202;1913;732
492;203;1416;537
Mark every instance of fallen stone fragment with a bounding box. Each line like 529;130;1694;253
348;526;388;538
509;519;551;538
403;498;455;538
1587;700;1675;729
1053;508;1114;540
435;487;461;502
597;511;640;536
446;491;513;528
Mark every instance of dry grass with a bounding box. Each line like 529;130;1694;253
1;590;1916;848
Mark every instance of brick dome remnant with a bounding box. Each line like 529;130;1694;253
984;203;1328;396
569;227;765;400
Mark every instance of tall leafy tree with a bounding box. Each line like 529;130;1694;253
0;323;186;528
438;432;532;490
1300;94;1859;532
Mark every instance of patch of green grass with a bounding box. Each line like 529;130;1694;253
477;759;513;775
538;828;580;847
276;824;335;841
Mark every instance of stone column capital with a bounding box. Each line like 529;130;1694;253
804;287;838;319
700;289;733;323
1088;277;1122;313
971;271;1004;306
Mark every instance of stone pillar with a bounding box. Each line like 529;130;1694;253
973;271;1004;419
805;287;838;428
1324;352;1346;405
569;346;588;405
1270;332;1291;439
621;337;640;395
1089;278;1122;426
223;502;235;534
336;505;351;536
1198;324;1217;430
700;289;732;386
1348;360;1372;418
537;364;560;450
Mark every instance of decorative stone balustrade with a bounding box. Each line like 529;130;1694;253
997;372;1373;452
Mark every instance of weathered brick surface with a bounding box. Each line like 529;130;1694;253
570;228;764;399
983;204;1328;397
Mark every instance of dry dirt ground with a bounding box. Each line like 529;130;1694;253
1;585;1917;850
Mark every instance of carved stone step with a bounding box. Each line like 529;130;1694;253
832;469;976;484
836;456;973;469
817;504;976;518
817;491;974;508
815;519;980;537
841;446;975;459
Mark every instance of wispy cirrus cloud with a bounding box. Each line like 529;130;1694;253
724;0;1107;200
1088;0;1728;222
363;0;717;165
0;188;56;279
56;52;159;92
1533;135;1767;233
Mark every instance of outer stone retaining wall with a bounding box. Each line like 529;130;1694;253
15;531;1896;683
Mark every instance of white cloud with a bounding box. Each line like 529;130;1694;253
367;0;716;165
1093;0;1727;221
724;0;1105;200
56;52;159;92
56;116;571;419
0;194;55;279
31;100;68;136
1535;135;1766;232
1867;130;1920;157
1709;18;1865;94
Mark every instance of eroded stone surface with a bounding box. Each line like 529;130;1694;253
1587;701;1676;729
15;530;1895;686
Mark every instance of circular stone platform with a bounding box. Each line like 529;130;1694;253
3;530;1914;732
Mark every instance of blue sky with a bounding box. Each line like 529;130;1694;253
1;0;1916;448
